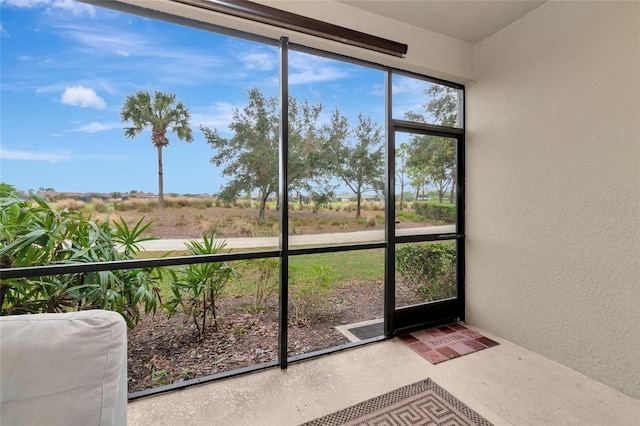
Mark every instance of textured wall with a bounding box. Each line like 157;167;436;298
466;1;640;398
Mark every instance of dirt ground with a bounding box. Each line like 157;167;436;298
128;277;420;393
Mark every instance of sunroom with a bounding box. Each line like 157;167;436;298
0;1;638;425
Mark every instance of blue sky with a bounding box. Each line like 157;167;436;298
1;0;439;196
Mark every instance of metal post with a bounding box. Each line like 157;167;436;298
384;69;396;337
278;36;290;369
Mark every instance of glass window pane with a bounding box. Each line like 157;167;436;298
287;249;384;357
1;3;280;259
395;241;457;309
287;50;386;247
126;257;280;392
395;132;457;236
392;74;462;128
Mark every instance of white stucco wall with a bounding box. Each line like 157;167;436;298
466;1;640;398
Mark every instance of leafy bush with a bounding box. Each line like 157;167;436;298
53;199;86;212
164;232;237;339
0;193;160;327
414;202;455;223
91;198;108;213
137;201;156;212
244;258;279;312
288;263;336;325
113;200;137;211
395;243;456;302
396;210;426;223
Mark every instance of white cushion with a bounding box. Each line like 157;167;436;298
1;310;127;426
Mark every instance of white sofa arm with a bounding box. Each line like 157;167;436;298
1;310;127;426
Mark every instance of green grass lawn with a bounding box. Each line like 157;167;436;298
138;248;384;303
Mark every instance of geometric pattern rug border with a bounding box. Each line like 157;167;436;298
300;377;494;426
399;322;500;365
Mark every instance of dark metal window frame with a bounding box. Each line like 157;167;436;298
2;1;465;401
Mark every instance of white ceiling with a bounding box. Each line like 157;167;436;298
337;0;546;44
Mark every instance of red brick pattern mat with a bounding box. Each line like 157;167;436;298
301;378;493;426
399;323;499;364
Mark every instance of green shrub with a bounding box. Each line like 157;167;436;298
244;258;278;312
114;200;137;211
395;243;456;302
91;198;108;213
396;210;426;223
288;263;336;325
0;193;160;328
414;202;456;223
164;232;237;339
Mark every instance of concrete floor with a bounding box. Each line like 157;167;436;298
128;326;639;425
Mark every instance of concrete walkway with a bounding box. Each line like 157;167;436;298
139;225;456;251
128;326;640;426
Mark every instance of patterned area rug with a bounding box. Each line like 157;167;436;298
400;323;499;364
301;378;493;426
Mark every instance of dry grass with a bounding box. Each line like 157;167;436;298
44;196;428;239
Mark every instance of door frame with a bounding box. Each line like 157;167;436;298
384;71;465;336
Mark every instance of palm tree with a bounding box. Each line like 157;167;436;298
121;90;194;210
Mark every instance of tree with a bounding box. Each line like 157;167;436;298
396;143;410;209
202;87;327;220
286;97;332;209
404;85;458;204
425;85;458;203
406;135;455;203
0;183;17;197
322;110;384;219
120;90;194;210
203;87;277;220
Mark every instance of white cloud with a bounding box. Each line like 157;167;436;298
2;0;48;7
71;121;120;133
52;23;223;84
239;52;276;71
61;86;106;109
0;148;71;163
289;68;349;85
191;102;237;131
0;23;9;37
49;0;95;16
2;0;95;16
288;53;349;85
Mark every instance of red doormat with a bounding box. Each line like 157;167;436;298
399;323;499;364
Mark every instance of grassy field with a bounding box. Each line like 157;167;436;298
140;248;385;301
49;195;452;240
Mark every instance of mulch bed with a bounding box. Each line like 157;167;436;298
128;279;420;393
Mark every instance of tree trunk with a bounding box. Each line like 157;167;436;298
449;168;456;204
356;193;362;219
157;145;164;210
258;192;268;220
